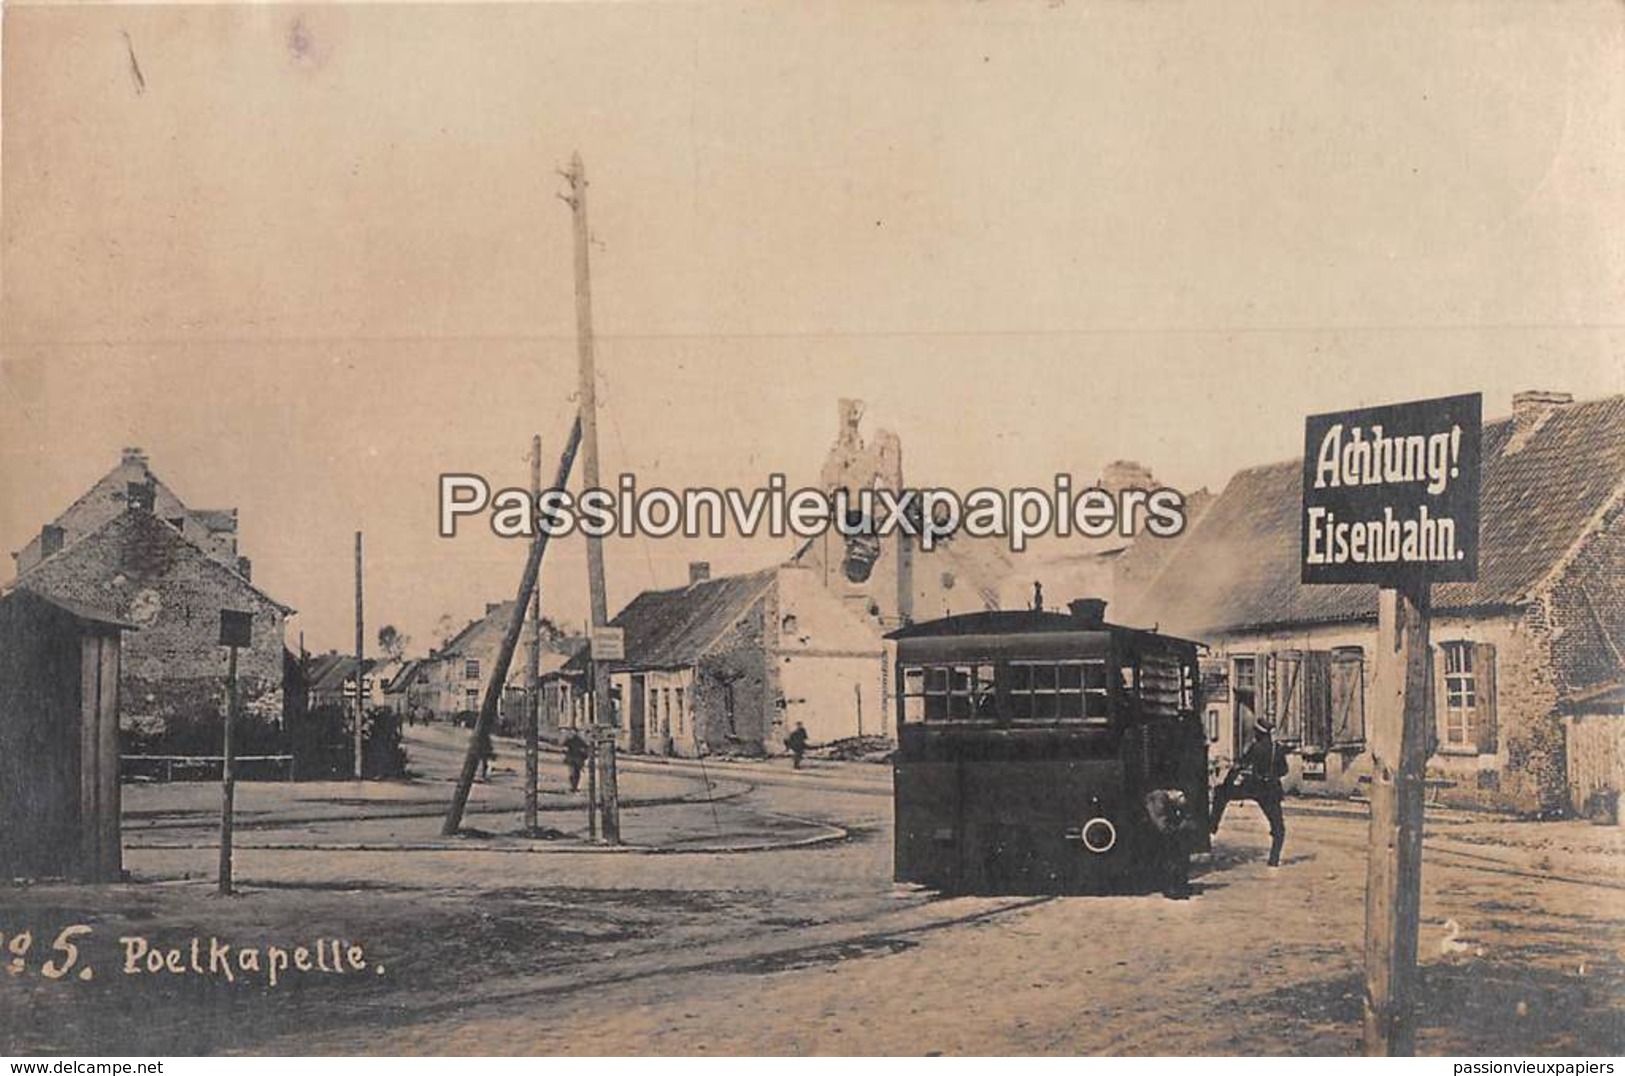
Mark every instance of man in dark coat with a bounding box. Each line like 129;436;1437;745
1210;717;1287;867
562;729;591;793
785;722;810;769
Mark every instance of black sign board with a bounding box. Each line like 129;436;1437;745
1301;392;1481;585
218;609;254;648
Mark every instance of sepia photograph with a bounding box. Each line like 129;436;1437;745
1;0;1621;1062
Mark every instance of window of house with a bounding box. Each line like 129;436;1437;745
1441;641;1482;750
675;687;686;736
465;660;480;681
465;687;479;710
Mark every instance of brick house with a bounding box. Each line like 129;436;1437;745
8;455;292;741
550;561;887;757
1123;390;1625;816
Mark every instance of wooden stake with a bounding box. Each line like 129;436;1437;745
218;644;238;895
442;419;582;836
354;531;365;780
1363;578;1432;1055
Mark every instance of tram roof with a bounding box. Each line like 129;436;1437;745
885;609;1199;648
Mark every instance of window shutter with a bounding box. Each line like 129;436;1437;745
1276;652;1301;740
1473;642;1498;755
1431;644;1448;754
1304;651;1332;750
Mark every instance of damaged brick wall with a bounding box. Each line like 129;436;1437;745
690;596;773;756
18;511;286;742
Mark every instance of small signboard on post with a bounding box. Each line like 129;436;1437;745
590;626;625;662
1301;392;1481;1057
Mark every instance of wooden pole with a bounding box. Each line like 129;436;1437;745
565;151;621;844
218;645;238;896
525;433;543;834
442;419;583;836
354;531;365;780
1363;578;1432;1055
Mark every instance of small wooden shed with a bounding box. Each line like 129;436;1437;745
0;588;134;881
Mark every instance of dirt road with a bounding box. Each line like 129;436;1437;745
4;727;1620;1055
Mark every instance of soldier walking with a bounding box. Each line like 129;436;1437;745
785;722;810;770
1210;717;1288;867
562;729;591;793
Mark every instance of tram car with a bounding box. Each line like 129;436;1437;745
888;599;1210;895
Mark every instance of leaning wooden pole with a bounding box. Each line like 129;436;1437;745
1363;579;1433;1055
442;418;583;836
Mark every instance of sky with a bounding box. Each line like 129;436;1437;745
2;0;1621;652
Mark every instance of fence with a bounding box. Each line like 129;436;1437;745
121;754;296;783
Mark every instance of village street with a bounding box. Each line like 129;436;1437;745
2;725;1622;1056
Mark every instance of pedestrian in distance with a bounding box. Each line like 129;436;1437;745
477;733;496;782
562;729;591;793
1210;717;1288;867
785;721;810;770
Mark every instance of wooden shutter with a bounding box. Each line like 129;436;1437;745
1303;651;1332;750
1276;651;1301;740
1432;643;1449;753
1330;650;1365;746
1474;642;1498;755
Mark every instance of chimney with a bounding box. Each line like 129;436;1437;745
1513;390;1573;437
39;524;65;559
126;479;156;513
237;556;253;581
688;561;711;585
121;446;149;467
485;602;503;616
1068;597;1108;626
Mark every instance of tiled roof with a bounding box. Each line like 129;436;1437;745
1128;395;1625;636
16;508;295;615
563;568;778;674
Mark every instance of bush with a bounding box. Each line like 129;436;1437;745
288;703;408;780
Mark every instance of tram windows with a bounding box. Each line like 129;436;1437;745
1007;660;1110;724
1081;662;1111;720
902;667;926;722
972;665;998;718
902;663;995;722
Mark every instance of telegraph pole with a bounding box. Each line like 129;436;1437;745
563;151;621;844
525;433;543;834
354;531;365;780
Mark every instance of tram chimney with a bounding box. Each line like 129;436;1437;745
1068;598;1108;626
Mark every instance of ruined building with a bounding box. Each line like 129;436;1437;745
7;450;293;743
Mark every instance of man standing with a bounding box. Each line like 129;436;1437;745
785;722;810;770
562;729;591;793
1210;717;1288;867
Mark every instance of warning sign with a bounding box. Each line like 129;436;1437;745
1301;393;1481;585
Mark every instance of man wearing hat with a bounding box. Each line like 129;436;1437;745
1210;717;1288;867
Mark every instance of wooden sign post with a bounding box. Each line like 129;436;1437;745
217;609;254;896
1301;393;1481;1056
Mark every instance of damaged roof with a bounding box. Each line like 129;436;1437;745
563;567;778;675
1129;394;1625;637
